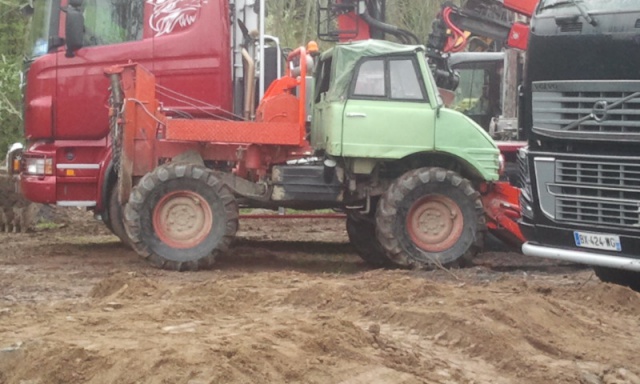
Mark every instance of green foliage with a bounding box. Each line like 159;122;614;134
267;0;461;49
386;0;462;44
0;0;27;159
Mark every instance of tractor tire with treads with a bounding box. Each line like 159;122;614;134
124;163;238;271
346;213;393;269
105;185;132;248
376;167;485;269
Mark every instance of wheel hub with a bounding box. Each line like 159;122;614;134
153;191;213;249
406;195;464;253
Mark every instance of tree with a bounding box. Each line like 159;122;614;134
0;0;27;160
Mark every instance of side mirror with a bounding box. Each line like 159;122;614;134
64;1;84;58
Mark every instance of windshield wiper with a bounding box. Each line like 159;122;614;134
542;0;598;26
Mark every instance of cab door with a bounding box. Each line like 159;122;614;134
55;0;152;140
341;56;436;159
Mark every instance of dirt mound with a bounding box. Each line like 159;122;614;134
0;342;106;384
89;272;162;300
1;216;639;383
571;282;640;316
300;318;374;357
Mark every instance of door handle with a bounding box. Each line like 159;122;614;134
346;112;367;118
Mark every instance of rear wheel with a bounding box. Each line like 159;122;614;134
376;167;485;269
594;267;640;291
346;212;392;268
124;163;238;271
106;184;131;248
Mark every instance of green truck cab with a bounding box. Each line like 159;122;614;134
312;40;499;180
308;40;500;268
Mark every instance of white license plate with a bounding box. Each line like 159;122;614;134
574;231;621;252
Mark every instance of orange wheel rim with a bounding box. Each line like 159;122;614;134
406;195;464;253
153;191;212;249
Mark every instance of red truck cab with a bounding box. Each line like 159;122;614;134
17;0;259;213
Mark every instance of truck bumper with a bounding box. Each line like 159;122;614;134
520;220;640;272
20;175;57;205
522;242;640;272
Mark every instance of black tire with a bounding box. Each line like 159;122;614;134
124;163;238;271
106;184;132;248
346;213;393;268
376;167;485;269
594;267;640;292
101;208;113;232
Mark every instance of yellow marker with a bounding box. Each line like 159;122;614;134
66;169;76;176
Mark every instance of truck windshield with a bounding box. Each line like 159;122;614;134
27;0;53;59
540;0;638;12
82;0;145;46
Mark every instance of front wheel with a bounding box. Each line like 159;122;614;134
594;267;640;291
124;163;238;271
376;167;485;269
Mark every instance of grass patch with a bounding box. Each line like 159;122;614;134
35;221;65;230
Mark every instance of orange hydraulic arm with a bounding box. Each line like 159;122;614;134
429;0;538;55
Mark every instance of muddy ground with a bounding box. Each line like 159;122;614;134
1;211;639;384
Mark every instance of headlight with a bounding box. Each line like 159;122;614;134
24;157;53;176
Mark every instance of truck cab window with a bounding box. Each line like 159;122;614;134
453;67;491;115
353;59;385;97
315;58;333;103
389;59;425;101
83;0;145;46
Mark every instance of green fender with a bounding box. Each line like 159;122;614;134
434;108;500;181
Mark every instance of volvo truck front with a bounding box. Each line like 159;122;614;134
519;0;640;289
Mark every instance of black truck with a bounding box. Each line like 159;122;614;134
519;0;640;289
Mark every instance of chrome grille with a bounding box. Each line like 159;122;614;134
556;198;639;227
557;160;640;190
532;80;640;140
535;156;640;228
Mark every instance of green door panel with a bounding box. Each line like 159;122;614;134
435;108;500;181
311;99;345;155
341;99;436;158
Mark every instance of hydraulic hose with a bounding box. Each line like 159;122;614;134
361;11;420;45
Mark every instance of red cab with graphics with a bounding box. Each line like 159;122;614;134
15;0;271;235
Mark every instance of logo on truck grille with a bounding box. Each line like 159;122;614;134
592;100;609;122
